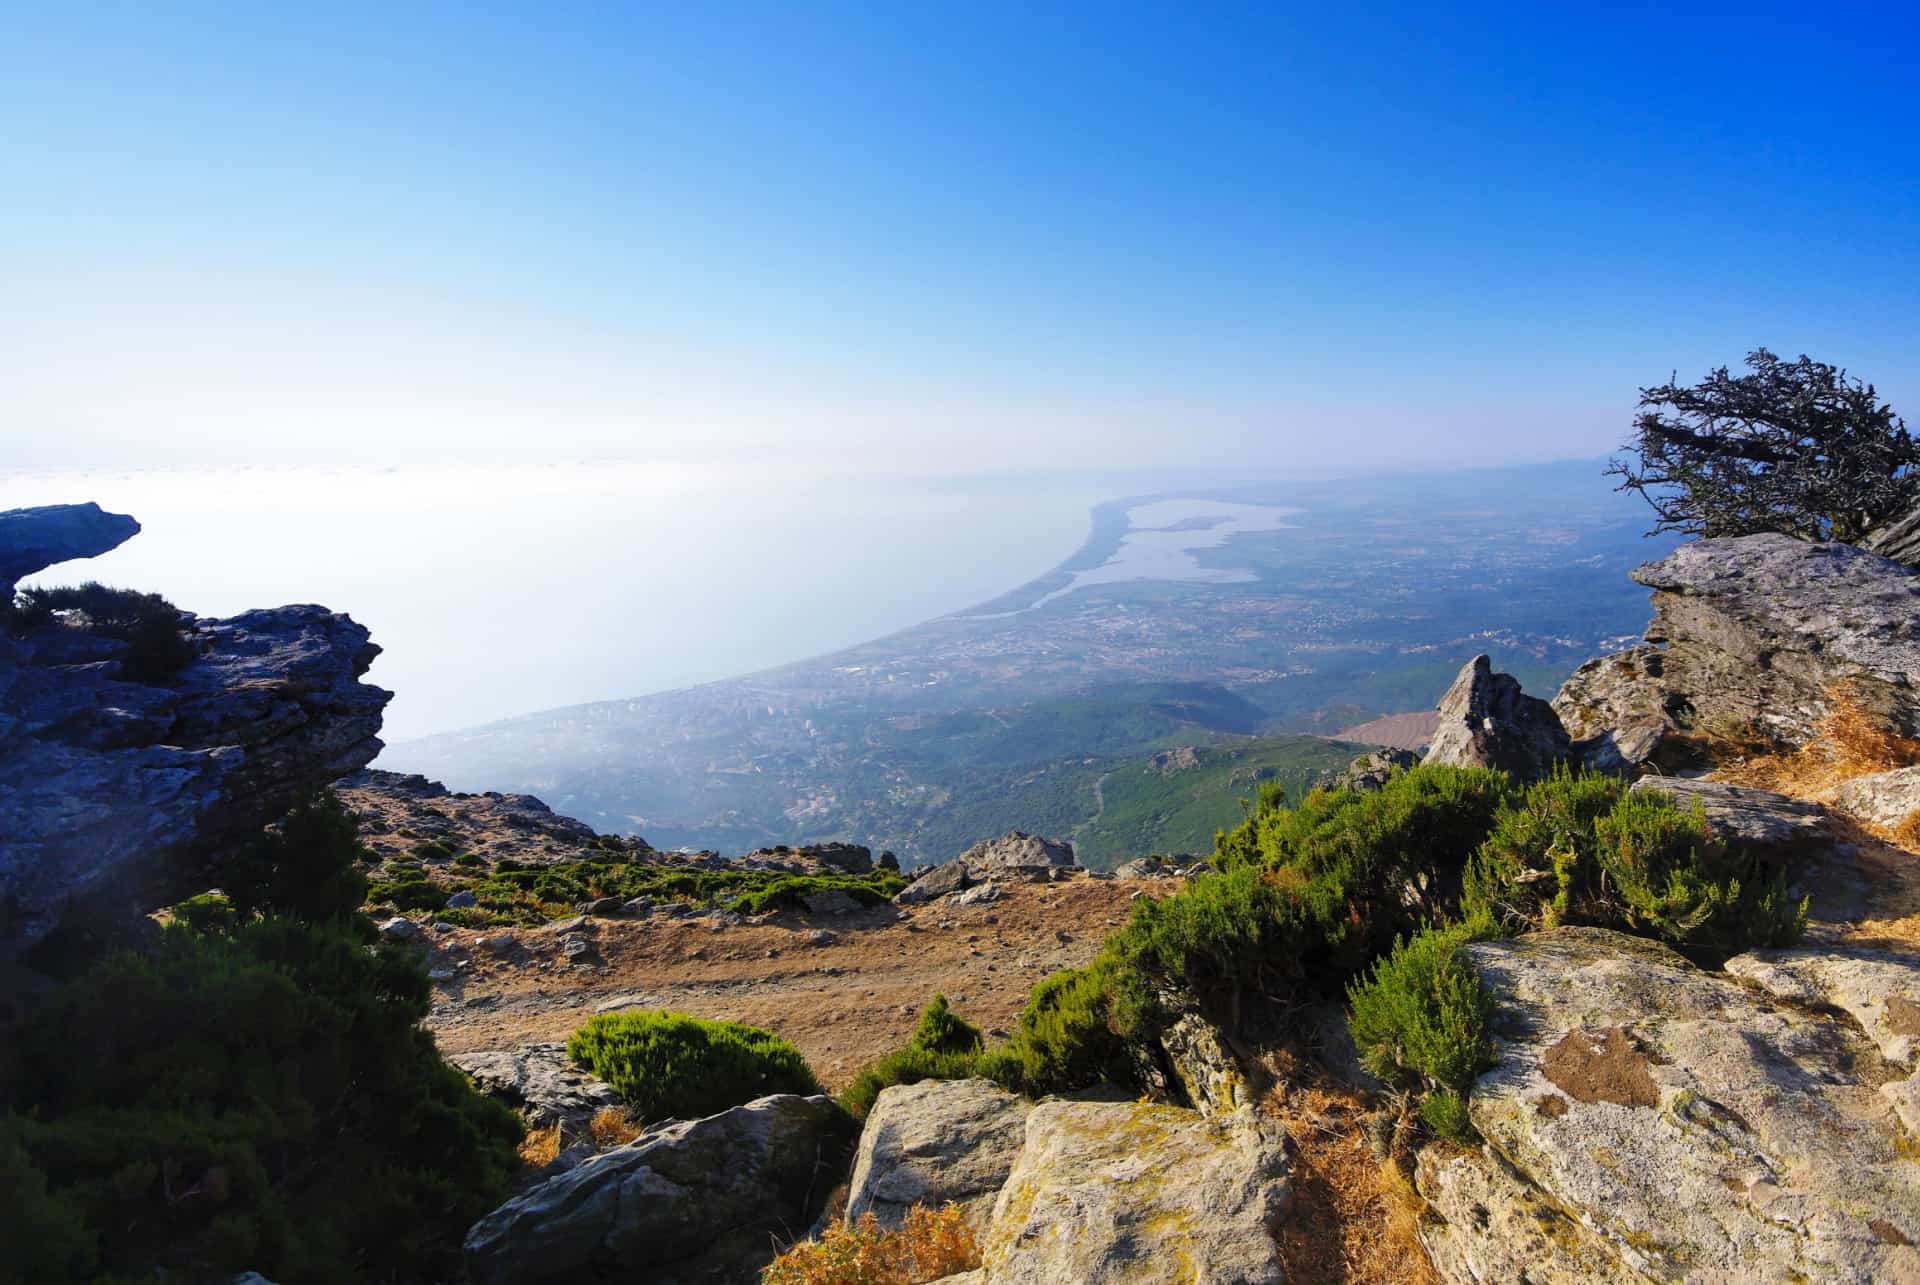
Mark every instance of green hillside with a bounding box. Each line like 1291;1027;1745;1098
1068;736;1364;867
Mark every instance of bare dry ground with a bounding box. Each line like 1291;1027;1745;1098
1334;711;1438;752
425;878;1165;1089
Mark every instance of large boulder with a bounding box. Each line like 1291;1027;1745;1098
1423;654;1572;782
1416;928;1920;1284
0;502;140;596
976;1101;1289;1284
1558;536;1920;768
894;858;972;905
1;506;391;964
446;1043;624;1132
957;831;1080;880
846;1078;1032;1231
463;1093;856;1285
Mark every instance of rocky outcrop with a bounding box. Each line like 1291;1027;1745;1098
0;502;140;595
958;831;1080;879
463;1093;855;1285
1832;765;1920;829
897;831;1084;906
846;1078;1032;1230
977;1101;1289;1284
1632;777;1832;857
1417;928;1920;1283
1557;536;1920;768
1;506;391;963
1423;654;1572;782
446;1042;624;1132
1324;747;1418;792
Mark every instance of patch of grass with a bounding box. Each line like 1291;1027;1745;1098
761;1204;979;1285
567;1010;819;1124
1716;684;1920;796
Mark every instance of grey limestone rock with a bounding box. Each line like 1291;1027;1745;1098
1832;764;1920;829
447;1042;624;1131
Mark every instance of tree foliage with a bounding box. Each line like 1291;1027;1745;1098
1609;349;1915;543
567;1010;819;1124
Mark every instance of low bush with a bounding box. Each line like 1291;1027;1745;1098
1463;769;1807;960
366;877;452;913
840;996;985;1118
727;874;906;917
1346;922;1497;1139
568;1010;819;1123
9;581;198;682
761;1203;979;1285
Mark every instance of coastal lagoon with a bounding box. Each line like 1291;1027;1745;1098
1028;498;1302;608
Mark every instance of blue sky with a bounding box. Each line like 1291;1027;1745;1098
4;1;1917;477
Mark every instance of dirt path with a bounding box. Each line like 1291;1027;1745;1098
425;877;1160;1089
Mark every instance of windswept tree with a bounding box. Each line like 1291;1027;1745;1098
1609;349;1915;544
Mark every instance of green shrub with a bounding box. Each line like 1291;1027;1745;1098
567;1011;819;1123
1419;1089;1476;1143
1346;923;1497;1097
453;852;486;868
726;874;905;916
1463;770;1808;960
410;838;457;861
9;581;198;682
223;791;371;925
839;995;987;1117
978;960;1134;1097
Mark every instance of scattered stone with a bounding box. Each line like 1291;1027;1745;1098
463;1095;857;1285
561;938;595;962
894;859;972;905
377;916;422;943
846;1078;1032;1230
581;896;623;917
948;882;1002;907
546;916;589;935
592;993;655;1014
620;895;655;917
477;932;517;955
444;890;478;909
1423;654;1572;782
1113;856;1184;879
805;929;837;947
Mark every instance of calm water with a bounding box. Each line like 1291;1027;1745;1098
1028;498;1301;608
5;463;1119;739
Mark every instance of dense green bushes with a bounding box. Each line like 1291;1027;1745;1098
726;873;906;916
568;1010;820;1123
966;764;1808;1116
8;581;198;682
0;791;523;1283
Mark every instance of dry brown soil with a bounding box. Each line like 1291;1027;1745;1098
425;878;1166;1089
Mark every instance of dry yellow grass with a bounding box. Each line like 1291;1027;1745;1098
517;1122;563;1168
760;1204;979;1285
1261;1052;1439;1285
587;1105;642;1148
1715;685;1920;801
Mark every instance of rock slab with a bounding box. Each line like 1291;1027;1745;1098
978;1101;1289;1285
448;1042;624;1131
846;1078;1033;1230
1417;927;1920;1284
463;1093;855;1285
